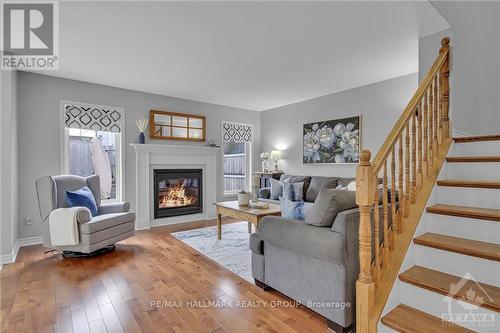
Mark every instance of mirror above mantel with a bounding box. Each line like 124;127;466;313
149;110;206;142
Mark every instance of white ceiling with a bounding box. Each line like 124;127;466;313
36;1;449;111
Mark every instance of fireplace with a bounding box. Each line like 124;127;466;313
154;169;203;219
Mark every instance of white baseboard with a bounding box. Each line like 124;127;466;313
0;236;43;265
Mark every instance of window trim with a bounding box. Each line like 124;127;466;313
59;100;126;202
221;121;253;197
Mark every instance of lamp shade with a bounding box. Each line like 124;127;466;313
270;149;282;160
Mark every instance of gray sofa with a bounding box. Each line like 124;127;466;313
252;174;391;333
35;175;135;257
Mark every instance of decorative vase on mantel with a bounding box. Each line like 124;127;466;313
262;159;270;173
135;118;148;144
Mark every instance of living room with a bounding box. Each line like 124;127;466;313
1;1;499;333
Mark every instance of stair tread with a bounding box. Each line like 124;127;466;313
399;266;500;313
414;232;500;261
427;204;500;222
437;179;500;189
446;156;500;162
454;135;500;143
381;304;475;333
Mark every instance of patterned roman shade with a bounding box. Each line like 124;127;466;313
64;102;123;132
222;121;252;143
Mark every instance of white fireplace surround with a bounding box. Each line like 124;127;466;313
130;143;219;230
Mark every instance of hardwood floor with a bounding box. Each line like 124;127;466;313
0;218;332;333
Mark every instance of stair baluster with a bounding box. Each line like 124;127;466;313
355;37;451;333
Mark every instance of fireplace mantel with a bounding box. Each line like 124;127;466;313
130;143;220;229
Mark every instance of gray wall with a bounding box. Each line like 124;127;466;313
419;29;452;82
260;73;418;178
17;72;261;238
429;1;500;135
0;69;18;257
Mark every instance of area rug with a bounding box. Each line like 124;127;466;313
172;222;253;282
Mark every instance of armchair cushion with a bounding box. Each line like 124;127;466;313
258;216;345;264
80;212;135;234
98;201;130;215
66;186;98;216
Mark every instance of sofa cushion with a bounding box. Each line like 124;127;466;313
80;212;136;234
258;216;345;264
305;176;340;202
305;189;357;227
249;233;264;255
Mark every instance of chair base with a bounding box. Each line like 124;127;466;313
62;245;115;259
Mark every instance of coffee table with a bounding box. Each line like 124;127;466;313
213;201;281;240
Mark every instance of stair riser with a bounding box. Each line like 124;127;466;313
399;283;499;333
436;187;500;210
444;162;500;180
451;141;500;156
426;214;500;244
414;245;500;286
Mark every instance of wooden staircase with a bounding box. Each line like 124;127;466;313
379;134;500;332
355;38;499;332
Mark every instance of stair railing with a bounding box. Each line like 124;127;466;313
355;38;452;333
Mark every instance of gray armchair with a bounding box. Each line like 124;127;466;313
35;174;135;257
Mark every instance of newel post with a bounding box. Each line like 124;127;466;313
356;150;375;333
439;37;451;139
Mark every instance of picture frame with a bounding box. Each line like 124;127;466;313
149;110;206;142
303;116;361;164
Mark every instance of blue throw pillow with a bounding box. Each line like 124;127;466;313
279;197;305;221
66;186;98;217
283;181;304;202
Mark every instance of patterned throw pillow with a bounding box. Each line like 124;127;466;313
270;178;283;200
279;197;305;221
283;181;304;201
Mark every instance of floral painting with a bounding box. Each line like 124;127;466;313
303;116;361;164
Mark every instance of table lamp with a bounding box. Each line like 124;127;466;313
270;150;282;172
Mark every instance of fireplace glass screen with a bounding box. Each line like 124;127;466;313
154;169;202;218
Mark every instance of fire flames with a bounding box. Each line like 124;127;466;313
159;183;196;208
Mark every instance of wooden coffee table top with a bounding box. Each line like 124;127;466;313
213;201;281;217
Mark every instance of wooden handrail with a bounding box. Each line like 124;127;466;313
355;38;452;333
371;38;450;174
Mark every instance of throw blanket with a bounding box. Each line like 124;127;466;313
49;207;86;246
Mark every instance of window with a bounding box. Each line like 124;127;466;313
222;121;252;195
61;101;124;202
223;142;249;195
